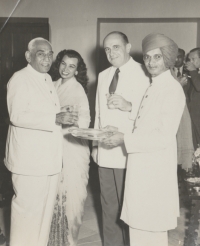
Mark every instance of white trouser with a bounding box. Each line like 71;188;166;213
129;227;168;246
10;173;60;246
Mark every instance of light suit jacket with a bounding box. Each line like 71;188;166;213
94;57;149;168
121;70;185;231
5;64;63;176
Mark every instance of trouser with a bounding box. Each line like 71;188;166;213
10;173;60;246
191;119;200;150
129;228;168;246
98;167;128;246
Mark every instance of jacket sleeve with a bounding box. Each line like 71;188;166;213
7;74;56;132
189;70;200;92
124;86;185;153
93;75;101;147
77;89;91;129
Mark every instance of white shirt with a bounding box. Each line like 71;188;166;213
94;57;150;168
174;66;183;76
5;64;63;176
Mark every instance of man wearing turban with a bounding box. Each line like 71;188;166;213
102;33;185;245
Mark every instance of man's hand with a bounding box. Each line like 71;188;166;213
178;76;188;87
101;125;118;132
56;111;78;125
91;146;98;163
101;132;124;148
170;68;188;87
185;61;196;72
107;94;132;111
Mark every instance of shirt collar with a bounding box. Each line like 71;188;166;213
112;56;132;73
27;64;47;79
175;66;183;72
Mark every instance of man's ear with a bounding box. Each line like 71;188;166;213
25;51;31;63
126;43;131;53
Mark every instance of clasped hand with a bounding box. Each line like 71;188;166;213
107;94;132;111
178;76;188;87
170;68;188;87
100;125;124;148
56;111;78;125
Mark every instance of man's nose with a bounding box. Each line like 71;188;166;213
44;54;51;61
110;49;115;56
148;57;154;65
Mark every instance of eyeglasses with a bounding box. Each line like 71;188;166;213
36;51;53;59
143;54;163;62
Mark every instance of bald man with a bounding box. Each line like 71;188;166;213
92;31;149;246
102;33;185;246
5;38;77;246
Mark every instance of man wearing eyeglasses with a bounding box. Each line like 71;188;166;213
4;37;77;246
102;33;185;246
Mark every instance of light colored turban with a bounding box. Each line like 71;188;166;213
142;33;178;68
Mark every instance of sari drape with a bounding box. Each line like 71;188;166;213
48;77;90;246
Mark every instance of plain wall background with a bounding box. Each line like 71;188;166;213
1;0;200;122
100;22;197;54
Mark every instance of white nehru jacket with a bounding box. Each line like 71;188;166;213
5;64;63;176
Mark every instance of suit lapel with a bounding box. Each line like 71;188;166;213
98;68;114;126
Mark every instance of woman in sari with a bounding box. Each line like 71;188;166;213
48;50;90;246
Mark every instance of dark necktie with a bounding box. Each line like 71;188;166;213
109;68;120;94
177;68;181;77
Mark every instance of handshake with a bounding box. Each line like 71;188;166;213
56;105;79;125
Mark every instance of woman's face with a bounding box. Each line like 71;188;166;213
59;55;78;82
143;48;167;77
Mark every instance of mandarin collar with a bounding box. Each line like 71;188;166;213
27;64;47;79
151;69;171;87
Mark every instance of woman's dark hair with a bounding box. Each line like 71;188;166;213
50;49;88;93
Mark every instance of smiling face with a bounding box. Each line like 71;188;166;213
143;48;168;77
188;51;200;69
103;33;131;68
59;55;78;82
26;40;53;73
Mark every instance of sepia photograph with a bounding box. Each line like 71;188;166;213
0;0;200;245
